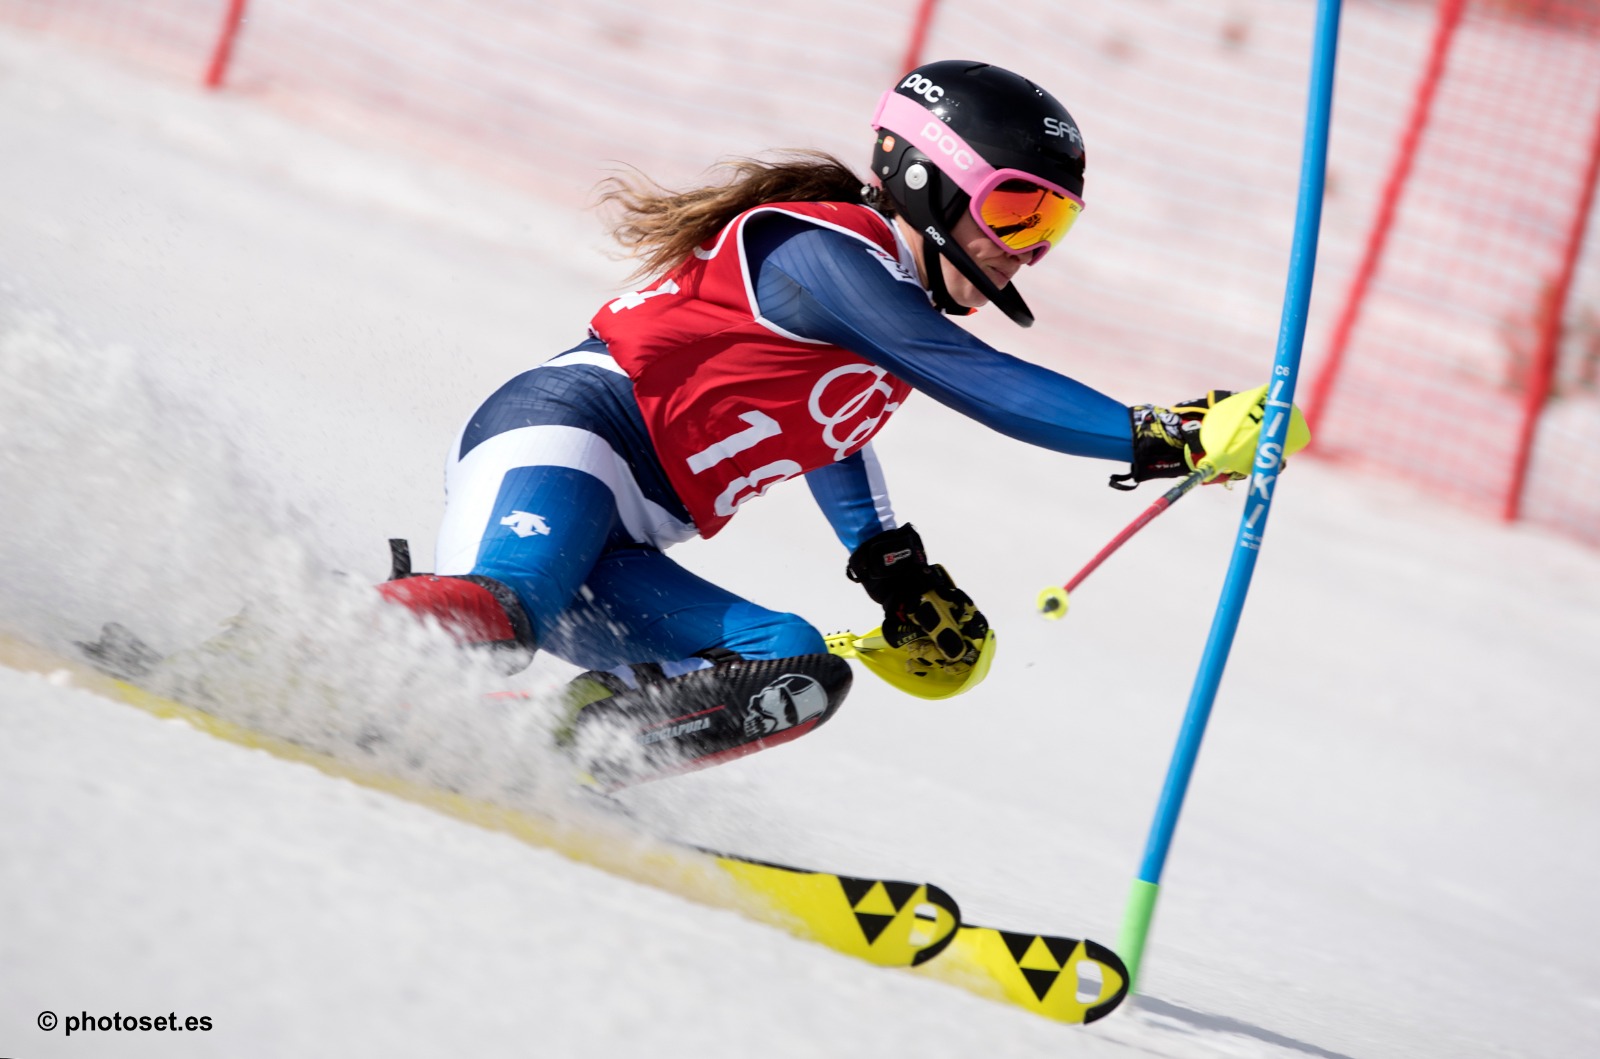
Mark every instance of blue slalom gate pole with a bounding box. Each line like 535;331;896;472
1117;0;1344;990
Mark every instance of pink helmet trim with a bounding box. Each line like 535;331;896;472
872;90;997;197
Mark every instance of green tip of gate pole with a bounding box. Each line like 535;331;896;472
1117;878;1161;992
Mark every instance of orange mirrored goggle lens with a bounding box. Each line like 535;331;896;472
977;179;1083;252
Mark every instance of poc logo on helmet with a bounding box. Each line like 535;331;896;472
900;73;945;102
1043;116;1081;144
919;120;975;171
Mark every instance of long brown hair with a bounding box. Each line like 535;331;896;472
595;151;878;283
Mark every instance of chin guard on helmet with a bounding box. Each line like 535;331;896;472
874;125;1035;326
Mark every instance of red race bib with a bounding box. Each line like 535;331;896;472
593;202;916;538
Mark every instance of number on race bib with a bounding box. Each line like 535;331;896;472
686;411;801;517
607;279;680;313
686;411;783;474
713;460;804;517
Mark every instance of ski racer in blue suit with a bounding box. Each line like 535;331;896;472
377;60;1251;787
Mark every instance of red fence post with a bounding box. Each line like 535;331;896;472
898;0;940;76
1503;93;1600;522
1302;0;1465;438
204;0;249;89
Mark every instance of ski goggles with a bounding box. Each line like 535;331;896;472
872;90;1085;261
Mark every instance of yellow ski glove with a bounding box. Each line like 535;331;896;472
1110;386;1310;489
1195;384;1312;481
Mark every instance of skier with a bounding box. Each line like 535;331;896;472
377;59;1258;787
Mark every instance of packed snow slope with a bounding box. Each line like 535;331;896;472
4;30;1600;1059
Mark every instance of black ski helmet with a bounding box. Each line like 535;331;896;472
869;60;1086;327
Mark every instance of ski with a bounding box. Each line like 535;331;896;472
703;851;1128;1023
706;853;963;967
933;920;1128;1024
4;627;1129;1024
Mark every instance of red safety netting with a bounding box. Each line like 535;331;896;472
1309;0;1600;541
0;0;225;79
3;0;1597;545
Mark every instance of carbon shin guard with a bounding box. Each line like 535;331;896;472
568;653;852;790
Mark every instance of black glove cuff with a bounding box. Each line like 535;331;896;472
1112;400;1214;490
846;524;932;605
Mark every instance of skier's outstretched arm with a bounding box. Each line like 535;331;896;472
748;215;1246;489
747;214;1133;461
804;444;896;552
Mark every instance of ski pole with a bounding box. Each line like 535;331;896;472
1037;467;1208;619
1116;0;1342;991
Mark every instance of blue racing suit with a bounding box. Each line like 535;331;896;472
432;211;1133;671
